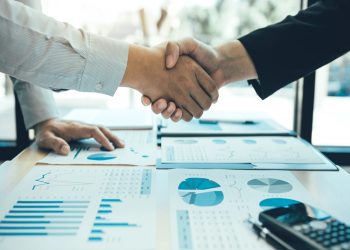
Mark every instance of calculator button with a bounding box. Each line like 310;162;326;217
331;238;339;245
310;221;328;230
309;232;318;238
331;246;342;250
325;234;332;240
323;240;331;247
338;236;346;243
316;236;324;242
341;242;350;249
331;221;339;226
293;225;302;231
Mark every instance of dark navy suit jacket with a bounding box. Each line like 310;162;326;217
238;0;350;99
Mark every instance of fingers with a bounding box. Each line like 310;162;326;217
99;127;125;148
195;66;219;103
67;124;116;151
141;96;152;106
181;108;194;122
150;99;168;114
182;97;203;119
85;127;116;151
161;102;177;119
171;108;183;122
37;131;70;155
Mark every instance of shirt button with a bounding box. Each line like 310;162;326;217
96;82;103;90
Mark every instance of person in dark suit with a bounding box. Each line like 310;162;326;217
141;0;350;120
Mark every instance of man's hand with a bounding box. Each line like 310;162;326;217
121;44;219;121
35;119;124;155
141;38;258;121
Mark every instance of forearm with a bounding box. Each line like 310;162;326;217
0;0;128;96
214;40;257;87
238;0;350;99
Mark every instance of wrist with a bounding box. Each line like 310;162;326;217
121;45;164;93
215;40;257;86
34;118;55;133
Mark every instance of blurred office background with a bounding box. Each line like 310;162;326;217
0;0;349;154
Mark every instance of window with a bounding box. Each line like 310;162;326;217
40;0;301;130
312;53;350;146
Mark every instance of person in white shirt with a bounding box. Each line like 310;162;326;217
0;0;219;123
8;0;124;155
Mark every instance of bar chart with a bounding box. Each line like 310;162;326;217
0;166;156;250
88;198;139;242
0;200;88;237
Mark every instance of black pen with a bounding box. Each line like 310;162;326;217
248;218;296;250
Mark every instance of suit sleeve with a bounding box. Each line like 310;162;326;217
238;0;350;99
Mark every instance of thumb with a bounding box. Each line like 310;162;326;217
37;132;70;155
165;41;180;69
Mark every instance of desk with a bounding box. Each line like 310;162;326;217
3;143;350;250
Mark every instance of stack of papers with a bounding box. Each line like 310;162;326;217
168;169;318;250
161;118;291;136
160;136;337;170
38;130;157;166
0;166;156;250
45;109;157;166
63;109;154;130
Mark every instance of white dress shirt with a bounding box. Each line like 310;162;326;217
0;0;129;97
11;0;59;129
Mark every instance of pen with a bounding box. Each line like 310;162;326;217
248;218;296;250
199;119;258;125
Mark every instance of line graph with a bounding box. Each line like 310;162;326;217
32;171;93;191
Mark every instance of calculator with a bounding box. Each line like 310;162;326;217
259;202;350;250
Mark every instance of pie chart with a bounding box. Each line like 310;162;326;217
259;198;299;210
178;178;224;207
87;153;117;161
247;178;293;193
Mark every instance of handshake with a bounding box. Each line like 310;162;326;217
121;38;257;122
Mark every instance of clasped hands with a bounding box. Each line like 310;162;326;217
121;38;228;122
36;39;255;156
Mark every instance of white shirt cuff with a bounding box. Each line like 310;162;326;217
80;34;129;96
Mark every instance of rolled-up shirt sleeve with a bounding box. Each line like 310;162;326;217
0;0;128;96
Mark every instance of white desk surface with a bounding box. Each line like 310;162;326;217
2;143;350;250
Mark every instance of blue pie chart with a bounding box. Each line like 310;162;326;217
87;153;117;161
259;198;299;210
178;178;224;207
247;178;293;193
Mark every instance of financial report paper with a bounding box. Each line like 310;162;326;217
0;166;156;250
39;144;156;166
162;136;324;164
168;169;313;250
63;109;154;130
